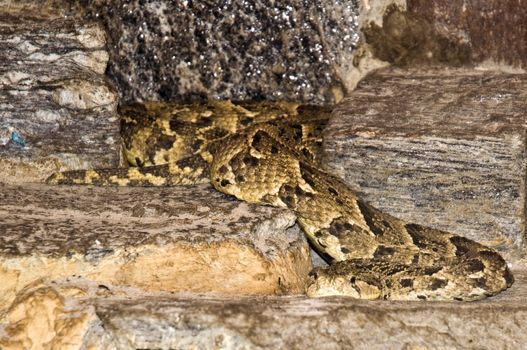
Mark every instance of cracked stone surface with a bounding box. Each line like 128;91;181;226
0;14;120;184
0;183;311;309
1;271;526;349
324;67;527;263
67;0;361;105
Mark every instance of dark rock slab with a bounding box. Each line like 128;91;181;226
0;183;311;308
69;0;361;105
324;67;527;262
1;270;526;349
0;14;120;183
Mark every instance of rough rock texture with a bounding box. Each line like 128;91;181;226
362;5;471;67
0;183;311;309
408;0;527;70
324;67;527;262
0;0;70;18
1;271;526;349
68;0;361;105
0;14;120;183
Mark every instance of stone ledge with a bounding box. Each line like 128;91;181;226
1;270;525;349
0;183;311;309
324;67;527;263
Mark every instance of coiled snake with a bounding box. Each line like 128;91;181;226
47;100;513;301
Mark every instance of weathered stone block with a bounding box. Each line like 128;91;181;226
0;14;120;183
69;0;361;104
0;183;311;309
324;67;527;261
1;271;525;349
408;0;527;69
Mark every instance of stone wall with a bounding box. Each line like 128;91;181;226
71;0;363;105
408;0;527;69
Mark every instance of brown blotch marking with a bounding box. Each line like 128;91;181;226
465;259;485;273
299;163;317;188
341;247;350;254
478;250;506;265
301;148;313;160
357;201;385;236
423;265;442;275
270;145;279;154
280;195;295;207
204;128;229;139
291;124;303;141
240;117;252;126
314;231;324;238
176;158;193;168
417;295;427;300
373;245;395;258
405;224;430;248
191;139;204;152
251;130;265;148
243;154;259;167
294;185;313;198
196;117;213;127
138;166;169;177
429;278;448;291
327;187;338;196
169;118;186;132
472;277;488;289
236;174;246;183
449;236;474;256
279;183;297;207
504;268;514;286
328;219;348;238
384;264;407;276
281;184;294;194
218;165;229;174
382;220;393;229
399;278;413;288
156;134;176;149
228;152;245;169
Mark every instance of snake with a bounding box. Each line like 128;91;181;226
47;100;514;301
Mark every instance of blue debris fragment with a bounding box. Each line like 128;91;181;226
11;131;26;147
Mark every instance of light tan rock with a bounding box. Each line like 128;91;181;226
324;67;527;263
1;270;526;349
0;281;100;350
0;183;311;310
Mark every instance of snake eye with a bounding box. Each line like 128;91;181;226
308;271;319;279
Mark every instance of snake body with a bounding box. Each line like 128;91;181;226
47;100;514;301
